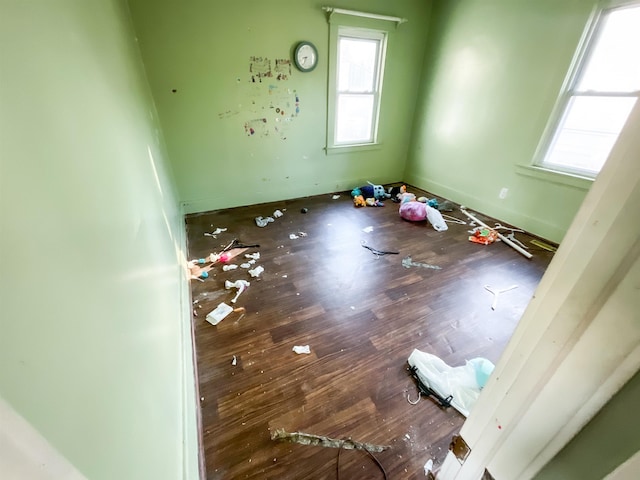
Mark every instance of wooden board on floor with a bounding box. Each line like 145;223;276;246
185;186;555;479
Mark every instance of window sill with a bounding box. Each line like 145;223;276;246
515;164;594;190
325;143;383;155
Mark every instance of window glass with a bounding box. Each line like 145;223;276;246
338;38;378;92
537;3;640;177
577;7;640;92
336;94;375;143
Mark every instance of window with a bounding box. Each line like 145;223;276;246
536;2;640;178
328;27;387;148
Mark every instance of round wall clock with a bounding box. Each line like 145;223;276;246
294;41;318;72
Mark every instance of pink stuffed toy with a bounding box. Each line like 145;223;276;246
399;192;448;231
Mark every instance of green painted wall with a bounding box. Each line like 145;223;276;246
405;0;597;243
127;0;432;214
0;0;198;478
534;370;640;480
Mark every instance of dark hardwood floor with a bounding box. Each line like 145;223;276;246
186;185;555;479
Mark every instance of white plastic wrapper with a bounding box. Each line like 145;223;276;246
408;349;494;417
292;345;311;355
426;205;448;231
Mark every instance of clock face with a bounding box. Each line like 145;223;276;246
294;42;318;72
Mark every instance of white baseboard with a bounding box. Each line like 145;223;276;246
403;173;566;243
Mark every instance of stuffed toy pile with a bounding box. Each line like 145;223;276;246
351;181;391;207
398;191;448;231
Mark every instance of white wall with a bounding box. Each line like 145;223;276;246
0;0;198;478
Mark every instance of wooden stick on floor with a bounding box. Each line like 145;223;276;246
271;428;390;453
460;207;533;259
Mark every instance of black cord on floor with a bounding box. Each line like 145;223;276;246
336;440;388;480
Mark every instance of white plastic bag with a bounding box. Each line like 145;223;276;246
407;349;494;417
426;206;448;231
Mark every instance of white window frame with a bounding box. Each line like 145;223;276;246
326;26;387;151
533;0;640;178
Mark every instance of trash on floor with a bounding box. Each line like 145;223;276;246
407;348;495;417
231;355;237;366
531;239;557;252
255;216;275;227
222;238;261;252
484;284;518;310
399;194;448;231
402;256;441;270
362;226;374;233
188;258;218;280
289;233;299;239
424;459;434;476
225;279;250;303
438;200;456;212
240;262;251;269
362;243;399;257
292;345;311;354
460;207;532;259
271;429;390;453
273;209;284;218
233;307;246;322
204;227;227;237
468;227;499;245
494;223;529;250
245;252;260;260
223;264;238;271
442;214;466;225
248;265;264;278
332;194;340;200
206;302;234;326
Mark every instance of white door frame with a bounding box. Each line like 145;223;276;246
439;101;640;479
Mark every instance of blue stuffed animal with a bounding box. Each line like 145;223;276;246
356;181;391;201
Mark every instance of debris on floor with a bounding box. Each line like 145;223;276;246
248;265;264;278
271;428;390;478
460;207;532;259
332;194;340;200
442;214;466;225
362;243;399;257
206;302;233;326
271;429;390;453
402;256;441;270
484;284;518;310
222;238;261;252
292;345;311;354
255;216;275;227
399;195;448;231
222;264;238;271
362;226;374;233
438;200;455;212
231;355;237;366
225;279;250;303
407;349;495;417
468;227;499;245
204;227;227;237
531;239;557;252
289;232;307;239
424;459;434;476
273;209;284;218
245;252;260;260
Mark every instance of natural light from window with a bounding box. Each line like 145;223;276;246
540;4;640;177
334;30;386;145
